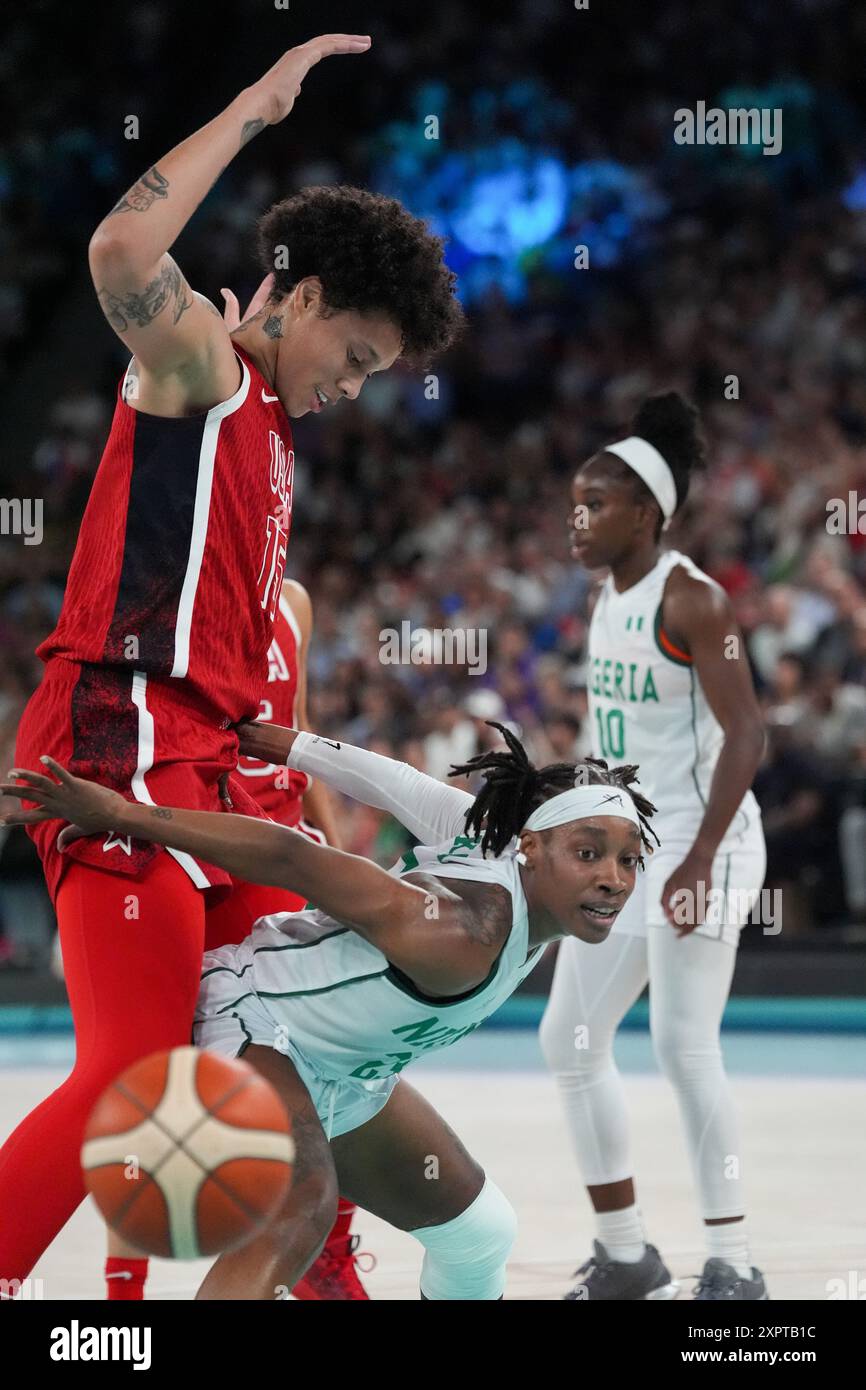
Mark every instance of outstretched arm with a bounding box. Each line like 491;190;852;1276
1;760;487;995
236;722;474;847
88;35;371;391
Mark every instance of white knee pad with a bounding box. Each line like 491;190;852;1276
410;1177;517;1300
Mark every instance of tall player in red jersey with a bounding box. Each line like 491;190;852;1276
0;32;464;1291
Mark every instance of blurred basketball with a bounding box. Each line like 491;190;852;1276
81;1046;293;1259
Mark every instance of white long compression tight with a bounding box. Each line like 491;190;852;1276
539;927;744;1221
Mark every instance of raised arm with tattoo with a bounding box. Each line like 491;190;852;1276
88;35;371;405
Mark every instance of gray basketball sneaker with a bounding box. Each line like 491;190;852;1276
693;1258;769;1300
565;1239;680;1300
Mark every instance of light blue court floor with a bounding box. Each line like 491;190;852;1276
1;1028;864;1300
2;1026;864;1076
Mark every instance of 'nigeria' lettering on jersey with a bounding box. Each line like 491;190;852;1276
588;549;759;846
196;833;545;1081
589;657;659;706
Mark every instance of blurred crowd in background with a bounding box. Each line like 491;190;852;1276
1;0;865;967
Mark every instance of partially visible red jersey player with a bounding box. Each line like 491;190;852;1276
207;578;342;933
0;32;464;1295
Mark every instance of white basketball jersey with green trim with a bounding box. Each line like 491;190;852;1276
197;834;544;1085
588;549;760;847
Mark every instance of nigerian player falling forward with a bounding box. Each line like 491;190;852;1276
3;725;657;1301
540;392;768;1301
0;32;464;1290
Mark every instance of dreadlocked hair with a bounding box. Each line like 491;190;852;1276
449;722;659;859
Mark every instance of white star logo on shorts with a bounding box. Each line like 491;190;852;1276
103;831;133;856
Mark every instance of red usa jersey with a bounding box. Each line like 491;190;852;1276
234;588;310;821
37;343;294;723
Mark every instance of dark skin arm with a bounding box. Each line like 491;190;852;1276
0;759;499;996
659;566;766;935
233;718;300;765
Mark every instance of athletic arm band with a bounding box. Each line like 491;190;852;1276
287;732;475;847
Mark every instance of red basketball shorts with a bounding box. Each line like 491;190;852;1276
14;658;274;909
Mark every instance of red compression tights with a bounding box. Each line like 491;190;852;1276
0;855;205;1284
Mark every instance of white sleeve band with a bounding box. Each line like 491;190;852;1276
287;732;474;847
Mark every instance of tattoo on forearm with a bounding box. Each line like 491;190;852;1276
151;808;173;820
107;165;170;216
263;313;283;339
240;119;266;148
98;258;194;331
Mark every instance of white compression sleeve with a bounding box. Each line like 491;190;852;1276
287;731;474;847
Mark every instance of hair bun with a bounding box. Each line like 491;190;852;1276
631;392;706;479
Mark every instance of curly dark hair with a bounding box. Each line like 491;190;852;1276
450;722;659;859
256;185;465;367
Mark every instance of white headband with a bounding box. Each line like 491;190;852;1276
604;436;677;530
523;786;641;834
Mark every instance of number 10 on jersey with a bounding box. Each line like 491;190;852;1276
594;706;626;759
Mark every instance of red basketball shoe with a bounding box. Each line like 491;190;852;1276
292;1201;375;1301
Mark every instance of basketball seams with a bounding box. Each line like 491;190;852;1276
82;1047;293;1259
